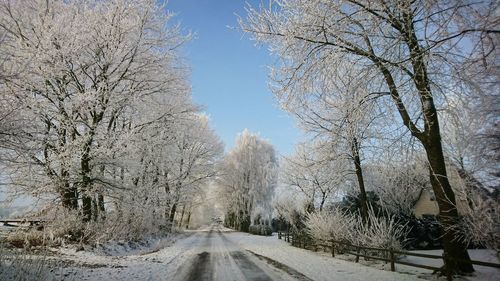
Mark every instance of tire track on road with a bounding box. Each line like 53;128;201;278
245;250;314;281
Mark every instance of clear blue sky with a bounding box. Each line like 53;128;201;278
167;0;300;155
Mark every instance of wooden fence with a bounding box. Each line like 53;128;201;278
277;231;500;281
0;219;45;227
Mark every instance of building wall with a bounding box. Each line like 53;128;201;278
414;189;439;218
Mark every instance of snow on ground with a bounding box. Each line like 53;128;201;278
396;249;500;281
328;247;499;281
227;231;421;281
2;232;199;281
49;232;201;280
228;232;500;281
2;227;497;281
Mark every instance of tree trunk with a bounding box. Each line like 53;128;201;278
97;165;105;220
424;130;474;274
82;195;92;222
81;143;93;222
186;211;192;229
98;193;105;220
169;203;177;224
91;197;98;221
406;17;474;271
351;137;369;223
61;169;78;210
319;192;326;212
178;205;186;228
376;40;474;272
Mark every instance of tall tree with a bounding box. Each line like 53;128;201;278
162;114;223;225
241;0;498;273
0;0;191;222
218;130;278;231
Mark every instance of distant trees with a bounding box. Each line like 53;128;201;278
0;0;221;241
160;115;223;225
281;142;347;212
218;130;278;232
241;0;499;274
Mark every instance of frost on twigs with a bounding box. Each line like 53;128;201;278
217;130;277;233
0;247;54;281
306;207;408;255
454;194;500;254
306;208;356;244
0;0;222;249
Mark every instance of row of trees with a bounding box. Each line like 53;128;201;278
240;0;499;275
0;0;222;241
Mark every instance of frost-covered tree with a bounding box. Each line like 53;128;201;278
366;161;429;217
161;114;223;224
259;46;382;222
441;96;499;189
218;130;278;231
0;0;224;241
240;0;498;273
281;142;348;212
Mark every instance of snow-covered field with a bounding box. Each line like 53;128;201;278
1;226;498;281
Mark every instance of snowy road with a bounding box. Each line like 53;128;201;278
172;226;309;281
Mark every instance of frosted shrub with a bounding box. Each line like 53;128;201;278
306;208;356;243
356;209;409;251
6;230;45;249
83;203;168;244
306;207;408;256
5;209;82;248
0;247;52;280
273;194;307;231
455;194;499;253
45;210;84;244
5;204;170;249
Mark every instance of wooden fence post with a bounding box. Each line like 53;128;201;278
331;240;335;257
390;248;395;272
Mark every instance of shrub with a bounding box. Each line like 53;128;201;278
401;214;442;250
306;208;356;243
6;230;46;248
356;209;409;251
248;225;273;236
0;246;53;280
454;194;500;253
306;207;409;255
